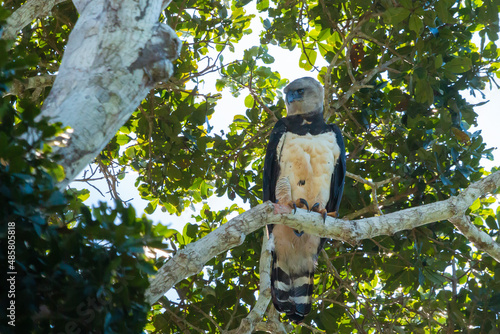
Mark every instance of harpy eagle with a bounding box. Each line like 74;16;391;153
263;77;346;323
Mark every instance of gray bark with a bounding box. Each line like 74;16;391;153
35;0;180;187
2;0;68;40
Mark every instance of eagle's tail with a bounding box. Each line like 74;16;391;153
270;251;314;323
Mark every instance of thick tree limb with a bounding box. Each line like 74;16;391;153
4;1;179;189
2;0;174;40
146;171;500;304
2;0;68;40
449;215;500;262
33;0;180;188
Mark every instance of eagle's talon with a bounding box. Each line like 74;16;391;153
296;198;309;211
294;230;304;237
328;211;338;218
322;211;327;223
310;202;320;212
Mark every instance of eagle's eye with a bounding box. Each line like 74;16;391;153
297;89;304;94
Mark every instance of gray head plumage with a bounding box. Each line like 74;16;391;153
283;77;324;116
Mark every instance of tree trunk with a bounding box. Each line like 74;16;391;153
36;0;180;188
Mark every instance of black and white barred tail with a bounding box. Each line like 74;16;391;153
270;252;315;323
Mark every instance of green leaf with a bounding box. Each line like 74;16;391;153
45;191;67;208
145;198;159;214
435;54;443;69
409;14;424;34
384;7;411;25
435;0;454;23
256;0;269;11
443;57;472;73
415;78;434;105
125;146;136;159
116;133;130;145
48;164;66;182
469;198;481;211
185;223;199;239
244;94;254;108
233;114;249;123
485;216;498;230
299;47;317;71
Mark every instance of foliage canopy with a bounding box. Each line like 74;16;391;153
1;0;500;332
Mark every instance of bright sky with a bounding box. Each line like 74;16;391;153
70;7;500;232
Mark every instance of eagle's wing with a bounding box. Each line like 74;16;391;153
263;119;287;204
325;123;346;214
317;123;346;260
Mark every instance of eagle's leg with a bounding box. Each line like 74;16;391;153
276;177;310;212
276;177;296;211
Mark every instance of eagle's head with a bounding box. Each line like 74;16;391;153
284;77;324;116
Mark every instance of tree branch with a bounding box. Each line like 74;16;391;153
346;171;400;188
2;0;68;40
344;171;404;218
226;234;272;334
449;214;500;262
32;0;180;188
4;75;56;99
254;320;290;333
146;171;500;304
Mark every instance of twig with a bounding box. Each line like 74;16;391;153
190;303;223;333
319;250;366;333
345;172;401;216
325;57;400;119
323;252;382;333
138;102;154;192
247;87;278;122
343;187;418;220
230;75;279;122
300;322;326;333
162;306;204;333
356;31;413;65
96;157;123;202
171;0;188;30
224;288;242;331
297;2;320;72
346;171;400;188
253;320;290;333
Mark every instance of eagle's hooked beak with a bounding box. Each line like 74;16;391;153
286;89;304;104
